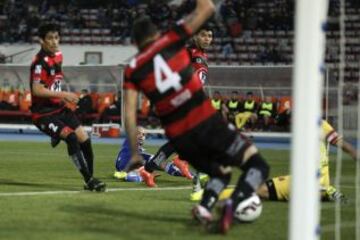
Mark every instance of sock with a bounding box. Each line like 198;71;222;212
66;133;92;182
145;142;175;172
164;163;182;176
231;153;269;206
80;139;94;176
200;176;230;211
192;172;202;192
230;174;255;206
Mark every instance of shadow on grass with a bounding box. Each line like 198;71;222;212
62;204;188;223
0;178;77;190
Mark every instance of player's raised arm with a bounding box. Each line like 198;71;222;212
337;139;357;161
184;0;215;34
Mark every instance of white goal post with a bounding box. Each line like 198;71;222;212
290;0;329;240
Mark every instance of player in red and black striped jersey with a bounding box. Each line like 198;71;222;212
142;27;214;189
30;23;105;192
187;26;212;85
123;0;269;234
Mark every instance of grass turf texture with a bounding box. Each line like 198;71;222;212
0;141;357;240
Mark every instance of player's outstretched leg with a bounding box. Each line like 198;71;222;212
145;141;175;172
144;142;190;179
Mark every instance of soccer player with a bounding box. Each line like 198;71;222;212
218;119;356;202
30;23;105;192
123;0;270;234
113;126;191;187
257;119;356;202
143;25;215;195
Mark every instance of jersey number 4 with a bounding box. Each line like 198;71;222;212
154;54;182;93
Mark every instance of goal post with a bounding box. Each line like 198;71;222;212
290;0;329;240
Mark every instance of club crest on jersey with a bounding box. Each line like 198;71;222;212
195;57;203;64
35;65;42;74
129;58;137;68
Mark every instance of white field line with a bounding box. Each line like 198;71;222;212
0;186;192;197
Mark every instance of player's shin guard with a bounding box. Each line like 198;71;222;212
231;153;270;206
200;174;231;211
145;142;175;172
65;133;92;182
80;139;94;175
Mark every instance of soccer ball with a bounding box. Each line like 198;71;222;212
234;194;262;222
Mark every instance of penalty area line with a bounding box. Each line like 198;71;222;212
0;186;192;197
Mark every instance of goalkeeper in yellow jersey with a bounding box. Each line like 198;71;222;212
256;119;357;202
206;120;356;202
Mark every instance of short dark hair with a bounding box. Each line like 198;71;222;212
198;25;213;34
131;16;158;47
38;23;60;39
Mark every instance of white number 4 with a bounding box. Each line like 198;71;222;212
154;54;182;93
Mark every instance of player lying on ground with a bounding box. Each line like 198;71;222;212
217;119;357;202
123;0;270;234
30;23;105;192
258;119;356;202
113;127;193;187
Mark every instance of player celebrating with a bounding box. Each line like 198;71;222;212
113;126;192;187
30;23;105;192
123;0;270;234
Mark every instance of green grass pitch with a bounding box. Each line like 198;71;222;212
0;141;357;240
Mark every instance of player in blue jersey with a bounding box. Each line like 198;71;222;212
114;127;191;187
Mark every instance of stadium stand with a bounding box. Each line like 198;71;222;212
0;0;358;129
0;0;358;81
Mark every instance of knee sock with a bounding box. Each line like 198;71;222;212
192;172;202;192
80;139;94;176
145;142;175;172
66;133;92;182
200;174;231;211
231;153;270;206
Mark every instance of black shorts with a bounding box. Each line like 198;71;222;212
170;113;252;177
33;108;81;139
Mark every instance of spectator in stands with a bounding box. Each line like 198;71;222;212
258;96;277;131
276;96;292;132
0;51;6;63
211;90;228;121
226;90;240;125
235;91;258;130
221;40;235;58
0;84;19;111
99;90;121;123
